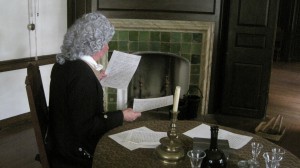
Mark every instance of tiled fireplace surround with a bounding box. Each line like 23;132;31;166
103;19;214;116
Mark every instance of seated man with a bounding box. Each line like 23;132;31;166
48;12;141;168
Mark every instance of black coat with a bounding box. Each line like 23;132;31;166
49;60;123;168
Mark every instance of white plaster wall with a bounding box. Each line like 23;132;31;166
0;0;67;120
0;64;53;119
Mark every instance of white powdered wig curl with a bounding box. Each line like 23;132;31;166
56;12;115;64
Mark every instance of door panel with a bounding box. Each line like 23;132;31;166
221;0;279;118
291;0;300;61
238;0;269;26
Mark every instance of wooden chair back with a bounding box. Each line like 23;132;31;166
25;61;50;168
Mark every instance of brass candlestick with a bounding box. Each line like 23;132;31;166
155;111;185;164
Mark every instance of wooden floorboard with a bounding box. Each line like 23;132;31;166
0;125;41;168
0;62;299;167
266;62;300;157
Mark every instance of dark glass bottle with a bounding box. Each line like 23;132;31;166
201;125;227;168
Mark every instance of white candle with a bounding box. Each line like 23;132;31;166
172;86;181;112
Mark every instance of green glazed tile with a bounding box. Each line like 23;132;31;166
129;41;139;51
118;41;128;51
112;31;119;41
170;32;181;42
170;43;181;53
181;43;191;54
191;54;201;64
150;42;161;51
191;43;202;55
161;32;170;42
138;42;150;51
150;31;160;41
190;64;200;74
129;31;139;41
182;33;192;42
193;33;202;43
118;31;129;41
161;42;170;52
139;31;150;41
109;41;118;51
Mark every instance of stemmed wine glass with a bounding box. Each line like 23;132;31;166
271;147;285;167
248;142;263;167
263;152;283;168
187;150;206;168
272;147;285;156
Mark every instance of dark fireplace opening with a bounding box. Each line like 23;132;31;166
127;52;190;107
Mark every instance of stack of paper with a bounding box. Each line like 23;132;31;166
109;127;167;151
183;124;252;149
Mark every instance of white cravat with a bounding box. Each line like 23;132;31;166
80;55;103;71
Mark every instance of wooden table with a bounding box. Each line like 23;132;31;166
92;120;300;168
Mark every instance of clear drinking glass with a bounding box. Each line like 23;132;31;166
187;149;206;168
272;147;285;156
248;142;263;167
271;147;285;167
263;152;283;168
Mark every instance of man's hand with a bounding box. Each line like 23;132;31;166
99;70;107;80
122;108;141;122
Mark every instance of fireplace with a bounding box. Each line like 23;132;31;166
127;52;190;106
103;19;214;116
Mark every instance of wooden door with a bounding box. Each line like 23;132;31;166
221;0;279;118
67;0;95;27
278;0;300;61
289;0;300;61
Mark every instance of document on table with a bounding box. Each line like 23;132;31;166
133;95;173;112
100;50;141;90
183;124;253;149
109;126;167;151
126;131;167;145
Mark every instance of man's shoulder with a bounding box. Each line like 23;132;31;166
55;60;89;70
52;60;92;77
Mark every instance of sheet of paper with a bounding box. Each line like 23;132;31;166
109;126;167;151
133;95;173;112
100;50;141;90
183;124;253;149
126;131;167;145
109;127;153;151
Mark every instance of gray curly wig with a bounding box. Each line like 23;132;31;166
56;12;115;64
